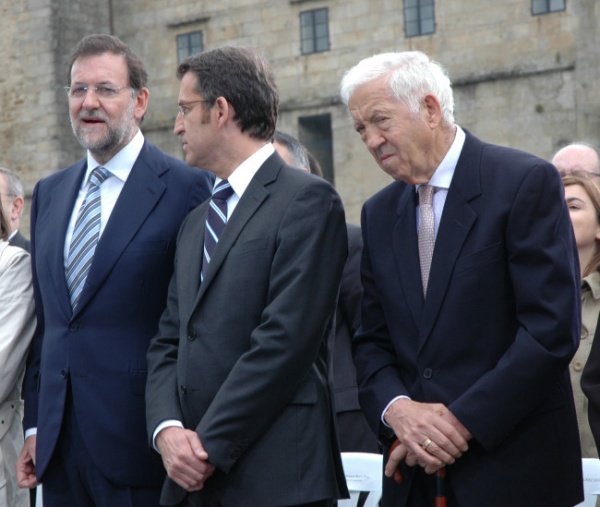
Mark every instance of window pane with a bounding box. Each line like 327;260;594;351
405;6;419;22
301;25;314;40
302;38;314;54
315;24;328;38
421;6;434;19
314;8;328;24
406;20;419;37
316;36;329;52
549;0;565;11
405;0;418;6
300;11;312;26
421;18;435;34
532;0;549;14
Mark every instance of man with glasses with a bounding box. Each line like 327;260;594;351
16;34;213;507
0;167;30;251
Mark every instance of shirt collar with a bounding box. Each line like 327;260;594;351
214;143;275;198
583;270;600;299
426;125;465;190
85;129;145;184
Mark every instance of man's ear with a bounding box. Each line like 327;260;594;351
422;94;443;129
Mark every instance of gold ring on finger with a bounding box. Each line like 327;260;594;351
422;437;432;451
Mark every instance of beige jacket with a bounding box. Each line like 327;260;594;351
0;241;35;507
573;270;600;459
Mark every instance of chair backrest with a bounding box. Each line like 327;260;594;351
578;458;600;507
338;452;383;507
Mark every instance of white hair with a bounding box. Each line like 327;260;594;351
340;51;455;125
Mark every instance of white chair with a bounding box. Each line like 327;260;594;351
338;452;383;507
35;485;43;507
577;458;600;507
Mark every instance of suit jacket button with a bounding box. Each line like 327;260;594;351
423;368;433;379
60;369;68;378
187;331;196;341
180;385;187;394
68;323;79;332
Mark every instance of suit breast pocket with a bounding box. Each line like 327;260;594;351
454;242;504;275
126;240;170;254
228;237;268;259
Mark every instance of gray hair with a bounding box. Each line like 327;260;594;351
340;51;455;125
0;167;24;197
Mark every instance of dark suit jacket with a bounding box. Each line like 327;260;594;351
22;141;213;488
332;223;379;452
146;152;349;506
353;131;583;507
9;230;30;252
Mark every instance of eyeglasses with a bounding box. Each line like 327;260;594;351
64;84;131;100
177;99;208;117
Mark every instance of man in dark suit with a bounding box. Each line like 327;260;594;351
273;130;379;453
0;167;30;251
145;46;348;507
340;51;583;506
16;34;213;507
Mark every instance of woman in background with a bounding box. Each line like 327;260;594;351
563;173;600;459
0;205;35;507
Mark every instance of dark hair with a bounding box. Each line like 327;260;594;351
273;130;310;169
67;34;148;91
307;150;324;178
178;46;278;141
0;206;8;241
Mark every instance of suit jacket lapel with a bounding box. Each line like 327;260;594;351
393;185;424;328
47;162;87;315
73;143;167;316
418;132;482;349
192;154;279;310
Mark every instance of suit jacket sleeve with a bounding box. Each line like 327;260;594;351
448;163;581;449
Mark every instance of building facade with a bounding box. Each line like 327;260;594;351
1;0;598;228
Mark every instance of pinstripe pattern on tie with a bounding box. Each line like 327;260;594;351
201;179;234;282
418;184;435;297
66;166;112;309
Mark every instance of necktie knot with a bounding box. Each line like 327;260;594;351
212;180;234;203
419;184;435;206
201;180;233;282
89;166;111;188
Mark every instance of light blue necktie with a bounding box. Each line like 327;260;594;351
201;180;233;282
66;166;112;309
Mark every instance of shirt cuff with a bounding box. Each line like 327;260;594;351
382;395;411;427
153;420;184;453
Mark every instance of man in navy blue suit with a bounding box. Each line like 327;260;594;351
16;34;212;507
340;51;583;507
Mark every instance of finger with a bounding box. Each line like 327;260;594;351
384;442;407;477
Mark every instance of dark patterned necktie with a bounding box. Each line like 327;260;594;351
202;179;234;281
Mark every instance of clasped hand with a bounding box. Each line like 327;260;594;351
156;427;216;492
383;399;471;477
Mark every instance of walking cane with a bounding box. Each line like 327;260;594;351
390;440;448;506
435;466;447;507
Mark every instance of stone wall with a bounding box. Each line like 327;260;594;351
1;0;597;229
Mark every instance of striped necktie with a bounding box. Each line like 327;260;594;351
66;166;112;309
202;179;234;281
